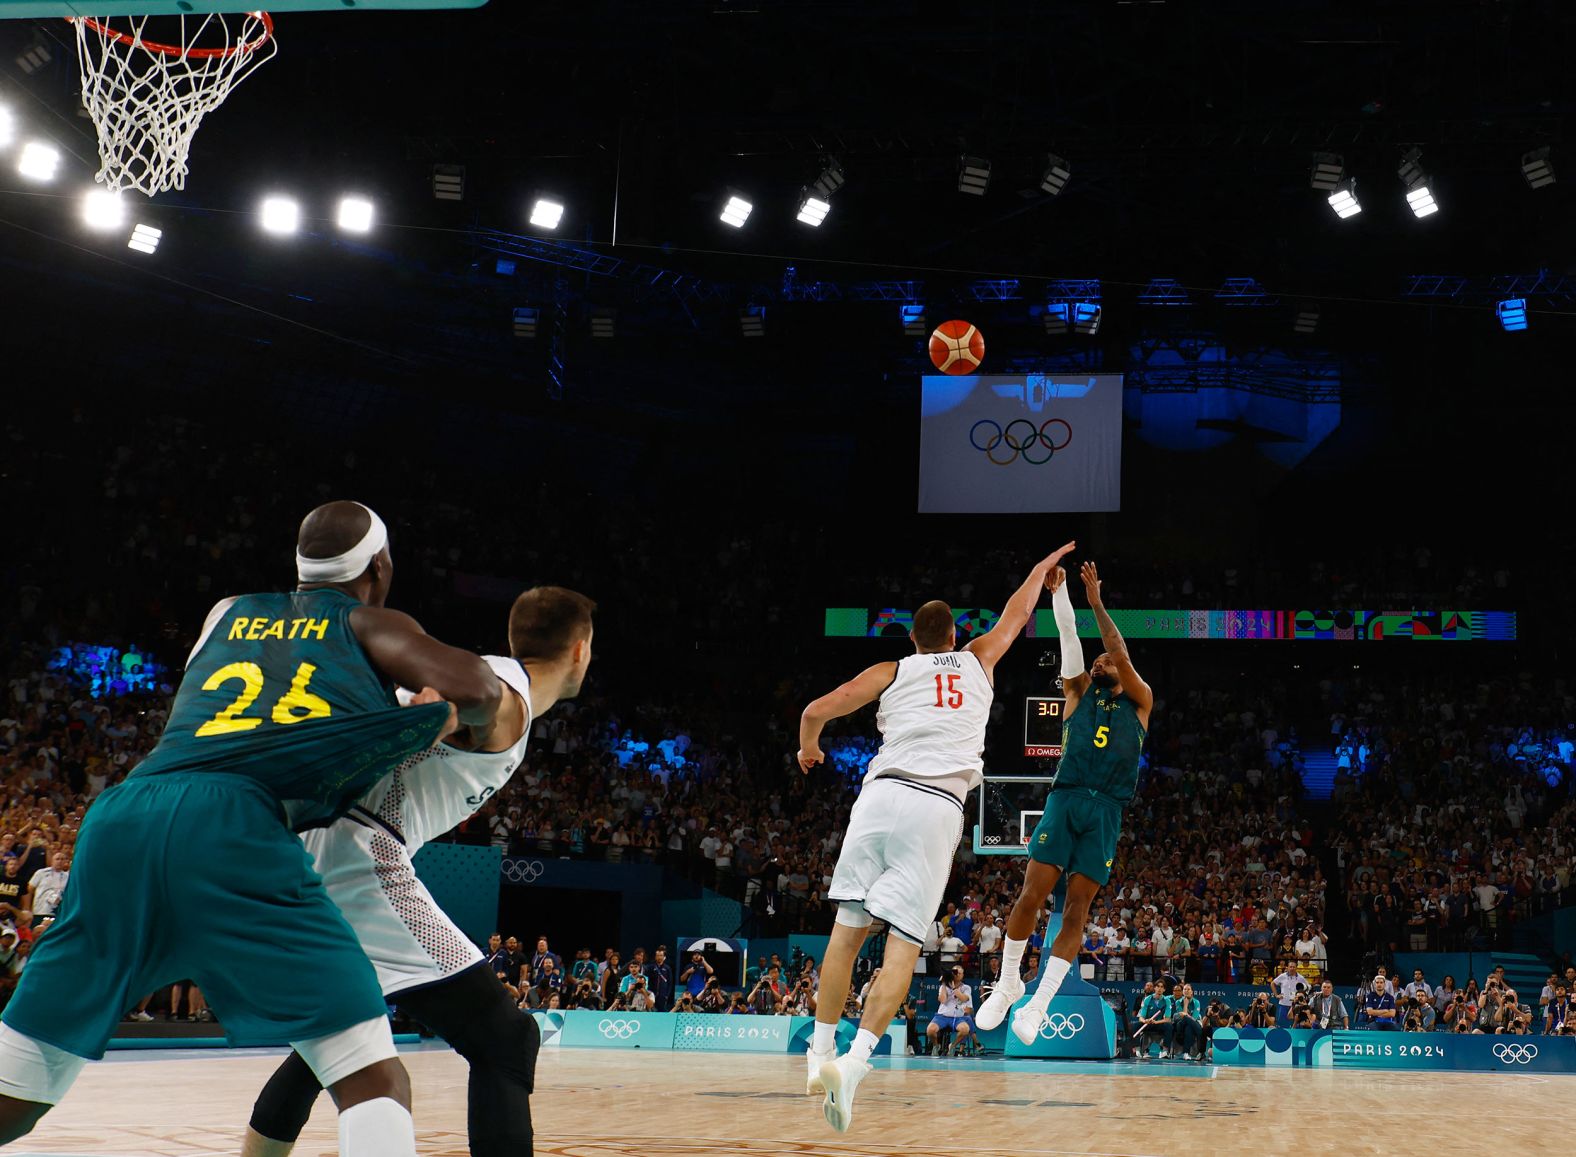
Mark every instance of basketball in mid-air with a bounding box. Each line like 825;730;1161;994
929;319;985;374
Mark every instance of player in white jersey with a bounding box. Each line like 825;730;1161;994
796;542;1074;1132
242;586;595;1157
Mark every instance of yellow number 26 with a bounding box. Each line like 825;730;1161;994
195;661;332;737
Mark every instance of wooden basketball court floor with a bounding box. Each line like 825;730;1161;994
11;1041;1567;1157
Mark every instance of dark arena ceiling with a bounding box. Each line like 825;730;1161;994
0;0;1571;417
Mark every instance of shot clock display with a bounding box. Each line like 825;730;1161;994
1024;695;1066;758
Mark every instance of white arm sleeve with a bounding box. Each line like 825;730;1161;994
1052;581;1085;679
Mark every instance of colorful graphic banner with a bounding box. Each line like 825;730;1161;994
1212;1026;1576;1073
826;607;1517;642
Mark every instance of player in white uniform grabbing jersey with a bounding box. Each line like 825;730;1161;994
243;586;596;1157
796;543;1074;1133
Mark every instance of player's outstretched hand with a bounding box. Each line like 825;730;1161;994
797;746;824;774
409;685;461;741
1046;565;1067;594
1081;562;1103;606
1039;540;1076;576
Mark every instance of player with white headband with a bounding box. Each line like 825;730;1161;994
0;501;502;1157
242;585;596;1157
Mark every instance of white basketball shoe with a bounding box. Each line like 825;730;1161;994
806;1046;837;1094
1011;1003;1049;1046
818;1054;872;1133
974;976;1025;1031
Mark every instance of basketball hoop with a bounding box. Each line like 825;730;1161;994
69;10;276;197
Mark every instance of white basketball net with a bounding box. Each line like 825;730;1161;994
71;11;277;197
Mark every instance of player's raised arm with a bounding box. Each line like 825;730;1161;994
1079;562;1154;719
964;541;1077;677
351;606;502;729
797;662;898;773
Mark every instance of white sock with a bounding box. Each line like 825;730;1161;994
812;1020;838;1054
1026;956;1072;1011
338;1097;414;1157
846;1028;879;1065
1000;937;1027;982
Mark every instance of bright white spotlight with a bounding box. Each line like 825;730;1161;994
81;189;125;231
17;141;59;182
260;196;300;235
1405;185;1439;218
337;196;374;233
529;198;564;229
796;195;830;226
0;107;13;149
720;195;752;228
1327;178;1362;219
127;222;162;255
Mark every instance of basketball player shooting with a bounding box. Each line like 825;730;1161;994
243;587;596;1157
796;541;1075;1133
974;561;1153;1045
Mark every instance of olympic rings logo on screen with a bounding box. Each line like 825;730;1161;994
1038;1013;1086;1040
598;1018;642;1039
1492;1043;1539;1064
970;418;1073;466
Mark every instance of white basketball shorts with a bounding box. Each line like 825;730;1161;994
303;820;483;997
827;776;965;945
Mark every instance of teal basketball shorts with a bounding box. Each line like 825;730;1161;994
1026;788;1123;886
3;774;389;1060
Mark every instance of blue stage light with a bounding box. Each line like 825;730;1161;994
1497;298;1528;332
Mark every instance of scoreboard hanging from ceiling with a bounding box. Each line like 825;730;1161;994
1024;696;1066;758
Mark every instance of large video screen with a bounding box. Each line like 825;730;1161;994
918;373;1124;513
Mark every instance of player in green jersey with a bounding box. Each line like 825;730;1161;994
0;501;503;1157
975;560;1154;1045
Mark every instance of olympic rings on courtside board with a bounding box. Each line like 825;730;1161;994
970;418;1073;466
1038;1012;1086;1040
599;1018;642;1039
501;859;546;884
1492;1043;1539;1064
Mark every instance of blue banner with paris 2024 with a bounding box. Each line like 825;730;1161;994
918;374;1124;514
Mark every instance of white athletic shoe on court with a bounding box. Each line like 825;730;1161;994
806;1047;837;1094
818;1054;872;1133
974;977;1025;1031
1010;1004;1048;1046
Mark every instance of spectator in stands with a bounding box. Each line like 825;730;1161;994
25;850;67;928
530;936;562;985
1272;960;1309;1026
570;947;597;986
1363;974;1399;1030
937;925;966;970
1404;969;1433;1005
648;945;673;1011
1312;981;1348;1030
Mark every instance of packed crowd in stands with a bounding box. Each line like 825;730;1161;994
1327;676;1576;957
3;403;1575;1049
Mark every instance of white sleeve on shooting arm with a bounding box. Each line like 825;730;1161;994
1053;581;1085;679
